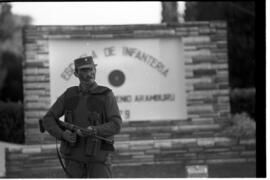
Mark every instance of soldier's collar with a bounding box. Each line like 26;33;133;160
78;82;98;94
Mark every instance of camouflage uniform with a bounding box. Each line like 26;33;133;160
42;56;122;178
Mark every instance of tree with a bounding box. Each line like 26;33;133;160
184;2;255;88
0;3;32;102
161;2;179;24
0;3;32;144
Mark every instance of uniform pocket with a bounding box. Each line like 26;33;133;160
60;140;72;155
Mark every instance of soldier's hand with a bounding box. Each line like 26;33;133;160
62;130;77;143
76;126;94;137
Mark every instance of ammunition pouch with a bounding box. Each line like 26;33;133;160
60;140;71;155
85;137;101;156
60;133;77;155
85;111;101;156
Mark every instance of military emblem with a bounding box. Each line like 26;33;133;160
108;70;125;87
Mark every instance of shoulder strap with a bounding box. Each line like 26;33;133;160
56;138;73;178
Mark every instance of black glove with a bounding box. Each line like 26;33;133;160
61;130;77;143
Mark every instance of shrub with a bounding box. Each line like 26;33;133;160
230;88;255;119
0;102;24;143
221;112;256;138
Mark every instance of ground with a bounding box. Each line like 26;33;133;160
112;162;256;178
23;162;256;178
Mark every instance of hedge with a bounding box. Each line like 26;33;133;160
0;101;24;143
221;112;256;138
230;88;255;120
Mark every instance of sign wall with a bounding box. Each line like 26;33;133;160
49;38;187;121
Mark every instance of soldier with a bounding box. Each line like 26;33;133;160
42;56;122;178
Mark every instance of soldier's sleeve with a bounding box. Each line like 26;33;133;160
95;91;122;137
42;93;65;139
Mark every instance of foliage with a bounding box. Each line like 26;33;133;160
0;3;30;143
0;51;23;102
0;3;15;41
0;101;24;143
230;88;255;119
184;2;255;88
0;3;32;102
221;112;255;138
161;2;179;24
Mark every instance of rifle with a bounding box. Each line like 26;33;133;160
39;118;114;144
39;117;114;178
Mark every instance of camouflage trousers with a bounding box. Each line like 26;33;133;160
65;159;112;178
